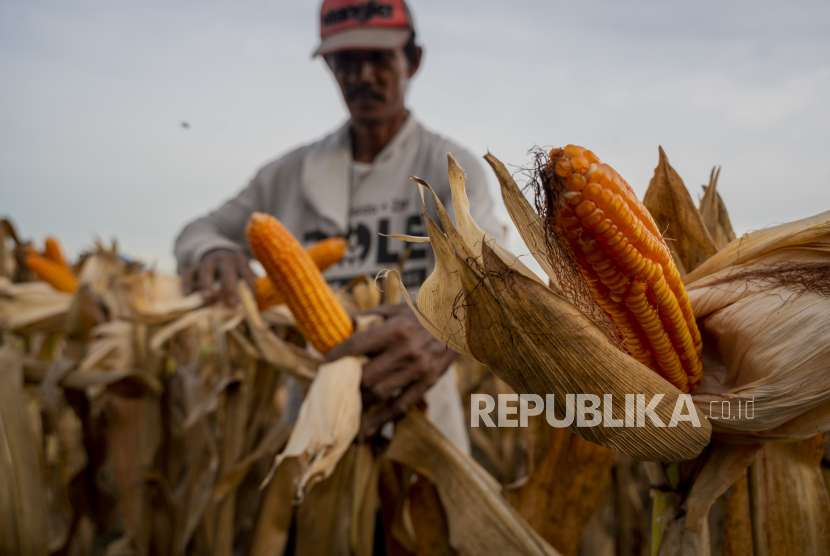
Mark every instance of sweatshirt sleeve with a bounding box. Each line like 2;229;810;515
173;173;265;275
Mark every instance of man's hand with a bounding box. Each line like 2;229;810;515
182;248;257;307
325;303;457;438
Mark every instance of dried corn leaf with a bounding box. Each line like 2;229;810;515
684;441;763;533
655;517;710;556
460;242;711;461
484;153;561;290
249;457;302;556
685;209;830;284
295;444;358;556
699;167;736;251
238;282;318;386
409;154;543;355
117;271;203;324
0;278;72;333
408;474;456;555
385;410;561;556
214;380;249;556
79;320;135;373
75;247;130;318
507;425;616;556
167;363;219;554
0;346;48;556
643;147;718;275
105;390;162;540
212;419;290;500
351;443;380;556
687;212;830;440
269;355;362;499
746;434;830;554
721;472;752;556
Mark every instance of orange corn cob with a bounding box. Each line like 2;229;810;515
547;145;703;393
246;212;352;353
26;251;78;293
255;236;348;310
43;236;71;269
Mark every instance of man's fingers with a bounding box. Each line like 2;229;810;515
360;340;418;388
362;381;430;437
199;256;218;299
219;257;239;307
324;325;398;362
369;362;419;401
182;266;197;293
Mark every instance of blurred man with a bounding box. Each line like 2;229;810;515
174;0;503;448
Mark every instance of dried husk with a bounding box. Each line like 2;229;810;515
699;167;736;251
643;147;719;275
0;346;48;556
267;355;362;500
684;441;763;533
294;444;358;556
686;211;830;441
484;153;562;291
384;410;561;556
746;434;830;554
685;208;830;283
406;153;711;461
406;154;544;355
506;422;617;556
460;241;711;461
0;278;72;333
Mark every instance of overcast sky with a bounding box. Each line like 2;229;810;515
2;0;829;275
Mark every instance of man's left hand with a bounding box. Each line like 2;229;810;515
325;303;456;438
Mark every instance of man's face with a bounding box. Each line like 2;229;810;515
326;48;419;126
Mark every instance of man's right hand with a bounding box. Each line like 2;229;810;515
182;248;257;307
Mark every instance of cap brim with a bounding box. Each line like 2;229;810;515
313;28;411;57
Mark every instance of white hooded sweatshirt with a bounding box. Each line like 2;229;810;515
174;115;504;451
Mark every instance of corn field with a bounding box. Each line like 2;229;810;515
2;145;830;556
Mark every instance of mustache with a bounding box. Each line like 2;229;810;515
346;84;386;102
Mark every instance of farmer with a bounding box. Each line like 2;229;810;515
174;0;504;450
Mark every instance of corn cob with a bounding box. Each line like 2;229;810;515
255;236;348;310
246;212;352;354
25;250;78;293
546;145;703;393
43;236;71;269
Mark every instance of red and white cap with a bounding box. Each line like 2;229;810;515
313;0;415;57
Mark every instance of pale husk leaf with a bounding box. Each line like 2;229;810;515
0;346;48;556
643;147;718;275
385;410;561;556
0;278;72;333
746;435;830;554
410;154;545;354
238;281;319;386
688;250;830;441
444;153;542;284
698;167;737;251
410;195;471;354
268;355;362;500
684;441;763;532
460;242;712;461
685;209;830;283
115;271;203;324
484;152;562;290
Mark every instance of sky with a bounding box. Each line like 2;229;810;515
2;0;829;275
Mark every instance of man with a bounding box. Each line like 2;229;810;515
175;0;503;448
